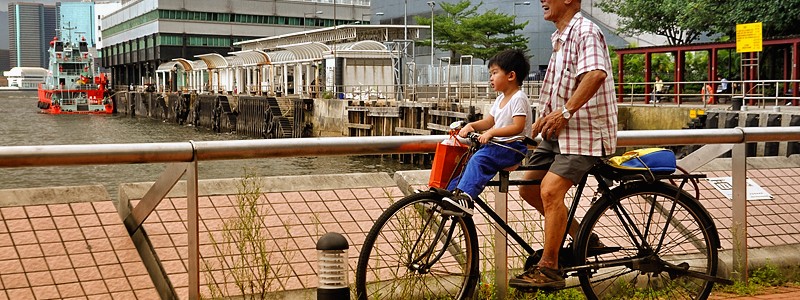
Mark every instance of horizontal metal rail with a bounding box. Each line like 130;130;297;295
2;127;800;168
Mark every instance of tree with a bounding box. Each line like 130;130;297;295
597;0;800;44
713;1;800;38
415;0;529;61
596;0;718;45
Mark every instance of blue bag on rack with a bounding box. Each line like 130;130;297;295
607;148;677;174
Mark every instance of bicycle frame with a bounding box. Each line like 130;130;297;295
471;164;720;278
475;165;593;264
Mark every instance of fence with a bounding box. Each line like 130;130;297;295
2;127;800;298
617;79;800;108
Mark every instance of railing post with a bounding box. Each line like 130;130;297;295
187;144;200;299
731;141;748;283
493;186;508;299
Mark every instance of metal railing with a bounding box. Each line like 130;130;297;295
617;79;800;108
2;128;800;298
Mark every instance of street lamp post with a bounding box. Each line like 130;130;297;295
404;0;408;40
427;1;436;74
303;11;323;31
513;1;531;34
439;57;451;100
460;55;474;103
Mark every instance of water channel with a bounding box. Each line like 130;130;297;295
0;92;423;198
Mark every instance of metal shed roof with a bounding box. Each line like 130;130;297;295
344;40;387;51
156;61;182;72
195;53;228;69
229;50;270;66
172;58;194;71
263;50;296;64
278;42;331;61
192;60;208;71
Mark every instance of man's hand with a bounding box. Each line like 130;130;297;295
533;110;569;140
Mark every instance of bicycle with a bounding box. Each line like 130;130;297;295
355;122;732;299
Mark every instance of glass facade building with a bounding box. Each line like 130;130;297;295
57;2;96;47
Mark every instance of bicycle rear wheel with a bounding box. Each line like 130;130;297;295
355;191;480;300
574;181;719;300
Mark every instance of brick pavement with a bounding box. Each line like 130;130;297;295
0;185;159;299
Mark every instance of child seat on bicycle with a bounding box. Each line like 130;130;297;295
442;49;533;216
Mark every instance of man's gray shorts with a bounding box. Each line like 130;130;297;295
527;139;600;185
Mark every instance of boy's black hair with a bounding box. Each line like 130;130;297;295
487;49;531;86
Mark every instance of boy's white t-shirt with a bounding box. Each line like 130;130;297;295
490;89;533;138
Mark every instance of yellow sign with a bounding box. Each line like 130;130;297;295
736;22;762;53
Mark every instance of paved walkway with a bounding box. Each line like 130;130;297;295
1;156;800;299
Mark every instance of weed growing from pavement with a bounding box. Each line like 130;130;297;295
201;169;292;299
715;259;798;296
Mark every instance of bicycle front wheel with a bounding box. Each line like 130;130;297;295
355;191;480;300
575;181;719;300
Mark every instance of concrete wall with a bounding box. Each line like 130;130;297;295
619;105;697;130
312;98;348;136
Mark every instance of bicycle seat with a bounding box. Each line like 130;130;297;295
503;163;520;172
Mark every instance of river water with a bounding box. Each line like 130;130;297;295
0;92;422;198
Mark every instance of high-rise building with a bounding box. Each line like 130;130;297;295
8;3;56;68
57;1;96;47
0;11;9;72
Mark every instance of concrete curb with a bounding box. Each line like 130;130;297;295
118;172;396;204
0;184;109;207
717;243;800;280
393;170;430;195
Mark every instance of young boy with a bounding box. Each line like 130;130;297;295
443;49;533;216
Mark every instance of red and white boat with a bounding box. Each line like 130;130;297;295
37;36;112;114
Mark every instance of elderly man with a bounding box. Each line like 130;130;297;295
509;0;618;290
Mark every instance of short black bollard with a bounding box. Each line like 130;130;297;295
732;96;744;111
317;232;349;300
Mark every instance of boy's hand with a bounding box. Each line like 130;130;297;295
458;123;475;138
478;131;494;144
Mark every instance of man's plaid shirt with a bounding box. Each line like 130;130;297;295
539;12;618;156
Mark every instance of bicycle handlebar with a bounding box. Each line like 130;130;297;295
449;120;538;147
464;132;539;147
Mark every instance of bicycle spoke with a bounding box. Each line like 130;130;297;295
575;182;717;300
356;193;479;299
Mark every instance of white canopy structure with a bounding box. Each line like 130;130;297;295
175;25;422;98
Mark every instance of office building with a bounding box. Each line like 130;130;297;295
8;2;56;68
57;1;96;47
100;0;370;86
